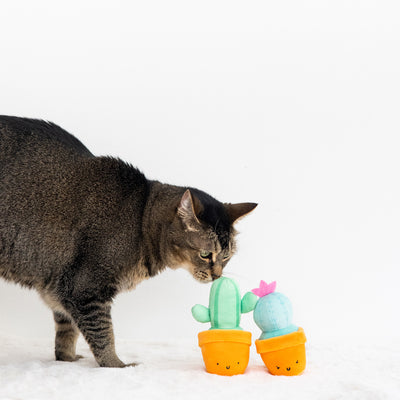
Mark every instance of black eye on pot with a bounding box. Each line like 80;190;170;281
199;250;212;259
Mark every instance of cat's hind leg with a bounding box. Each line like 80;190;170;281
53;311;82;362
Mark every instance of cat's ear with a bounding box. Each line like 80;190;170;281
224;202;258;224
177;189;202;231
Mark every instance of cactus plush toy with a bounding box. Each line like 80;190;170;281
192;277;257;376
192;277;257;329
251;280;307;376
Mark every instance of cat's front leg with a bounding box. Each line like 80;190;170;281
63;299;130;368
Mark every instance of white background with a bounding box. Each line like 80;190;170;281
0;0;399;348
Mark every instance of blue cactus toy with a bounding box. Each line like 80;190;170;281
252;280;298;339
250;280;307;376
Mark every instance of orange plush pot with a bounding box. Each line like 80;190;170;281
255;328;307;376
198;330;252;376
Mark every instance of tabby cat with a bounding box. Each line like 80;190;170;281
0;116;257;367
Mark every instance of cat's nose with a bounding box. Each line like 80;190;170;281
211;266;222;280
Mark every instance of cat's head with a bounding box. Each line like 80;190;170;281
167;189;257;283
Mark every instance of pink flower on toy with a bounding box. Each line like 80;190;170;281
251;280;276;297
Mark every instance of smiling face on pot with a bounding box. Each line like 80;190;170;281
201;340;250;376
211;355;247;376
262;345;306;376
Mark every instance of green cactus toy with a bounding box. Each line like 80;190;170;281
191;277;257;329
192;277;258;376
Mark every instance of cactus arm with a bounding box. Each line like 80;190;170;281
191;304;211;323
241;292;258;314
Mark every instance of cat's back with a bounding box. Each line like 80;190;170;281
0;116;149;225
0;116;93;164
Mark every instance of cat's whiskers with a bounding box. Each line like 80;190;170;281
221;270;255;286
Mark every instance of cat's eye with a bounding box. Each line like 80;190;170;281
223;254;230;260
200;250;212;259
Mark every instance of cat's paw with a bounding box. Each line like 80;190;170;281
55;352;84;362
123;361;139;368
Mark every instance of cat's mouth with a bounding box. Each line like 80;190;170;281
193;271;213;283
177;263;213;283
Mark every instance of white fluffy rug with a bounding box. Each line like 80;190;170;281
0;335;398;400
